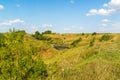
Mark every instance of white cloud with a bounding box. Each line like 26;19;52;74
0;19;24;26
108;0;120;8
86;9;97;16
87;0;120;16
87;8;115;16
99;22;120;32
42;24;53;28
0;5;4;10
102;19;111;23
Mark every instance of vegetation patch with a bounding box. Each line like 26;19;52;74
71;37;82;47
99;34;112;41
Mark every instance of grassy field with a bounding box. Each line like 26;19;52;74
0;31;120;80
25;32;120;80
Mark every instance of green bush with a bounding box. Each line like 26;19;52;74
89;37;95;47
71;37;82;47
92;32;97;35
99;34;112;41
33;31;51;41
0;33;5;47
42;30;52;34
81;33;85;35
0;29;48;80
33;31;42;39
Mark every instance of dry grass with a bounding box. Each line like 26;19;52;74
24;33;120;80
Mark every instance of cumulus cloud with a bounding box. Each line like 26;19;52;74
102;19;111;23
87;0;120;16
108;0;120;8
0;5;4;10
0;19;24;26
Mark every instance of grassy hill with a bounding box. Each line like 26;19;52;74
0;30;120;80
27;32;120;80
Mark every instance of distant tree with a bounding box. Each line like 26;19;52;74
42;30;52;34
81;33;85;35
92;32;97;35
34;31;42;40
33;31;51;41
35;31;41;36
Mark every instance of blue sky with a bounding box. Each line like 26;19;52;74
0;0;120;33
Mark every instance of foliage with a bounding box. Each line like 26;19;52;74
92;32;97;35
33;31;42;40
81;33;85;35
0;29;48;80
99;34;112;41
71;37;82;47
89;37;95;47
42;30;52;34
0;33;5;47
33;31;51;41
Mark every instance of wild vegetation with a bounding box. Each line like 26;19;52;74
0;29;48;80
0;29;120;80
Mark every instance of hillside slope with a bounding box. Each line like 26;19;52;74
40;33;120;80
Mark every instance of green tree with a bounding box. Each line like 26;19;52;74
92;32;97;35
33;31;51;41
34;31;42;39
42;30;52;34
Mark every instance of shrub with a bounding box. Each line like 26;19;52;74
0;29;48;80
42;30;52;34
92;32;97;35
0;33;5;47
81;33;85;35
99;34;112;41
33;31;41;39
33;31;51;41
89;37;95;47
71;37;82;47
